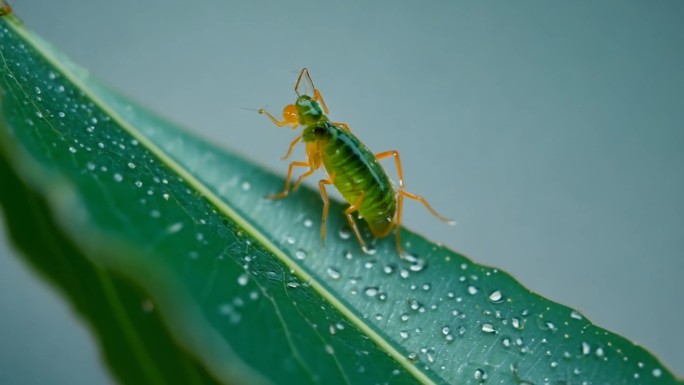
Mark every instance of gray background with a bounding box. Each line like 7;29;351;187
1;1;682;384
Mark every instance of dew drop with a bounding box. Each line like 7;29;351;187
400;331;409;339
113;173;123;182
467;286;478;295
409;299;421;310
295;249;307;260
581;341;591;355
570;310;583;320
338;226;351;240
241;181;251;191
58;111;65;118
68;146;77;153
544;321;558;333
383;264;396;275
362;244;377;255
408;258;426;272
127;162;136;169
481;323;496;334
441;326;450;335
474;368;487;381
595;347;605;358
426;349;435;363
134;180;143;188
303;218;313;228
488;290;503;303
166;222;183;233
400;313;410;322
652;368;662;377
327;267;341;280
422;283;431;291
237;273;249;286
364;287;379;297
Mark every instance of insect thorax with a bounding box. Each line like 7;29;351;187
302;122;334;143
295;95;326;126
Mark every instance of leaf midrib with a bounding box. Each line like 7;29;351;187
2;18;436;385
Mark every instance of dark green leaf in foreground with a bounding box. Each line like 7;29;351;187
0;15;681;385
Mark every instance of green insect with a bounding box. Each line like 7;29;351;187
259;68;454;255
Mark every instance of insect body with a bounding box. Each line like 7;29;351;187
259;68;453;255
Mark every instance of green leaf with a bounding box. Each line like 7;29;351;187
0;15;680;385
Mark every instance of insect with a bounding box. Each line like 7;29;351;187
259;68;454;256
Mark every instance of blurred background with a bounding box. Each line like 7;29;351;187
1;1;682;383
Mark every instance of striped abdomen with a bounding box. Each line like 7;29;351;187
307;122;397;238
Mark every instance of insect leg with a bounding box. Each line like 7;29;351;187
313;88;329;115
294;68;329;114
343;192;369;252
292;150;322;191
281;134;303;160
375;150;455;254
375;150;454;223
318;178;333;242
267;160;310;200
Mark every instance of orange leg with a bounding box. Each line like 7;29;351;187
292;163;318;192
343;192;368;252
375;150;455;254
294;68;329;114
318;178;333;242
400;190;455;224
281;134;302;160
313;88;329;114
267;160;310;200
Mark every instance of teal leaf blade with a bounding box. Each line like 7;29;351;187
0;15;681;385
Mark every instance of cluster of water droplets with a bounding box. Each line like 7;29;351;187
4;25;672;383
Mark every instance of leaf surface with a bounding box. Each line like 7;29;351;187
0;16;680;385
